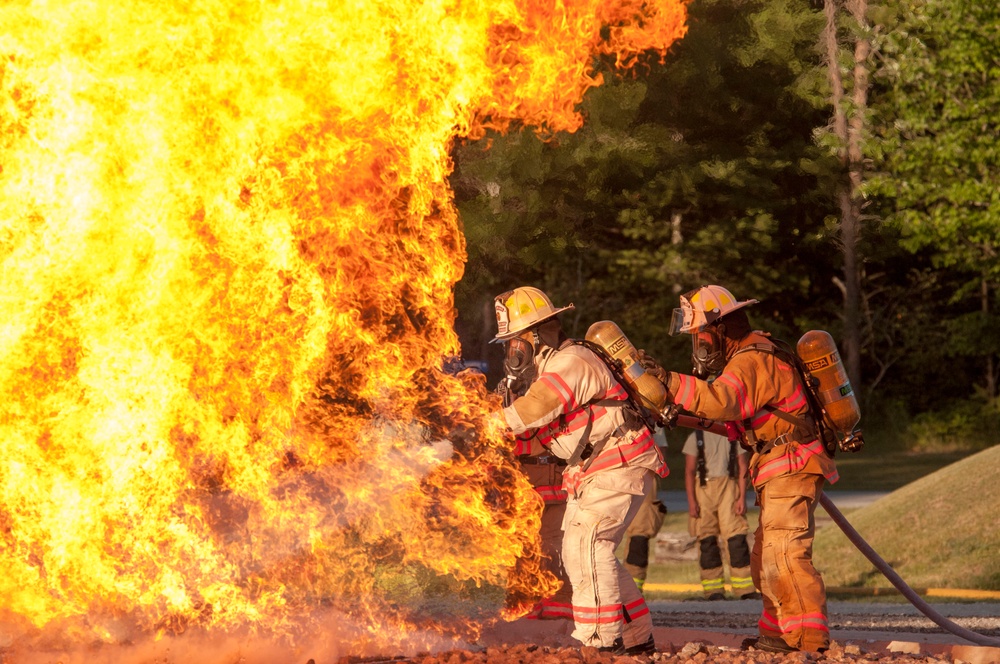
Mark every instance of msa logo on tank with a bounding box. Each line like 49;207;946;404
803;350;839;372
606;336;630;357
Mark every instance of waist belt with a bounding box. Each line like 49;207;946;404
517;454;567;466
755;433;811;455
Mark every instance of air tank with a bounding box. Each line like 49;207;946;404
796;330;861;435
586;321;669;412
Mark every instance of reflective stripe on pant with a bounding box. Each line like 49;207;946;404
751;472;829;652
562;470;653;649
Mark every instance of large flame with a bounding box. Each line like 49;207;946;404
0;0;686;656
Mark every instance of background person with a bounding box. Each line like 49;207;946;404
682;428;758;600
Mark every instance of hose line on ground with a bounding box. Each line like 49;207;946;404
820;494;1000;648
675;415;1000;647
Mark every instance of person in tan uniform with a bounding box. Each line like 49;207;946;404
644;285;838;654
495;286;669;655
682;428;757;600
620;480;666;594
508;432;574;619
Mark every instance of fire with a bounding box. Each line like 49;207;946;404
0;0;686;656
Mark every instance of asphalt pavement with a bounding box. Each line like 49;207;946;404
648;598;1000;651
658;489;887;513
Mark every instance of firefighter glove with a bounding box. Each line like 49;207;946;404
495;380;512;407
659;403;681;429
637;349;669;383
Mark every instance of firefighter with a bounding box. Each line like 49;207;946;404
494;286;668;655
498;315;574;621
643;285;838;653
682;428;757;600
508;431;574;620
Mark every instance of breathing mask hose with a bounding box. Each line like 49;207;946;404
819;494;1000;647
672;415;1000;647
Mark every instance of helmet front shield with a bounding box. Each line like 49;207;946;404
668;307;688;336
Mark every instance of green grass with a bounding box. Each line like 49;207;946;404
814;445;1000;591
824;449;973;491
658;439;975;493
644;444;999;595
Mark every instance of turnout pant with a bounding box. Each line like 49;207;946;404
692;476;753;598
562;468;654;649
622;481;666;589
521;462;573;620
751;472;829;652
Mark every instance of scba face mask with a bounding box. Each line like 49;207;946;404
691;326;726;379
500;335;537;405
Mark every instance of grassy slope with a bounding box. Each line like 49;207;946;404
813;444;1000;590
644;445;998;593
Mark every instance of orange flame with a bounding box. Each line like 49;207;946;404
0;0;686;655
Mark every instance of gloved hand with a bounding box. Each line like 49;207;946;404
637;349;669;383
495;379;508;404
659;403;681;429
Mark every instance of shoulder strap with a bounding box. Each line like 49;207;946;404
728;438;738;479
732;339;836;455
568;339;659;434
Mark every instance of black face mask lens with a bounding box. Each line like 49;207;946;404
691;328;725;379
504;337;534;374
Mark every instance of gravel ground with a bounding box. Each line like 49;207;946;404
649;600;1000;638
337;639;976;664
342;601;1000;664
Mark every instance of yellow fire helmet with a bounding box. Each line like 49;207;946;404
493;286;574;342
668;285;758;335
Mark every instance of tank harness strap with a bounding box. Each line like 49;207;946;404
695;430;707;487
762;404;813;431
731;342;821;454
553;338;655;470
571;338;659;435
728;438;738;479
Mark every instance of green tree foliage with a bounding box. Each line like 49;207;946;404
450;0;998;447
453;0;840;379
870;0;1000;401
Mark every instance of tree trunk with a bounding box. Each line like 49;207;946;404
823;0;869;389
983;275;997;399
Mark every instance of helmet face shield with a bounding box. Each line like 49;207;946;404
668;307;687;336
691;327;726;379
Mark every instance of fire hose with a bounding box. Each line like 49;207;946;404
674;415;1000;648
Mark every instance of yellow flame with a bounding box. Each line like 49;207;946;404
0;0;686;652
